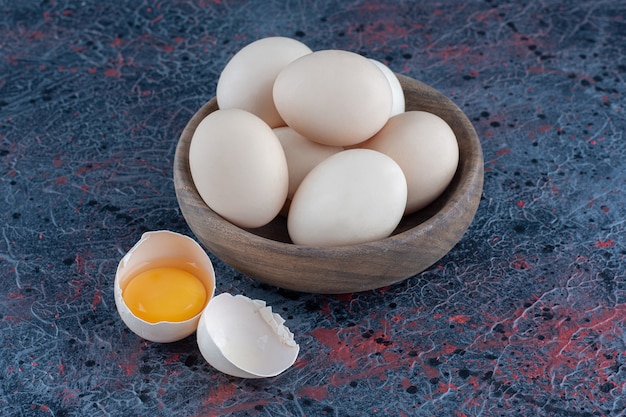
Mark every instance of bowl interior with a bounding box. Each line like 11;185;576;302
173;74;484;293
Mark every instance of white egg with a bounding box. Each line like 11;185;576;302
114;231;216;343
287;148;407;246
189;108;289;228
359;111;459;214
273;126;343;199
273;49;393;147
216;37;312;128
196;293;299;378
369;59;405;117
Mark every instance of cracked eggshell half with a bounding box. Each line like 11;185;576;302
196;293;300;378
114;230;216;343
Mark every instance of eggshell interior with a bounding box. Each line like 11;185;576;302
196;293;299;378
114;230;216;343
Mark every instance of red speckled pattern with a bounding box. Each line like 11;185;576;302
1;1;625;416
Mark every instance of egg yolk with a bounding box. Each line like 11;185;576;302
122;267;207;323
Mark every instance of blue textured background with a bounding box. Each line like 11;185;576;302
1;1;625;416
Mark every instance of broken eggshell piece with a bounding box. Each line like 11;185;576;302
196;293;300;378
114;230;216;343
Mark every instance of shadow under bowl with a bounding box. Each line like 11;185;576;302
173;74;484;294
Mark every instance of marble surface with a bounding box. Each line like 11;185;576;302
1;1;625;416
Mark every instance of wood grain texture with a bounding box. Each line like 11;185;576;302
173;74;484;293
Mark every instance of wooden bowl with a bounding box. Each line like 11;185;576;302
173;74;484;294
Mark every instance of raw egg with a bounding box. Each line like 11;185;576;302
122;267;207;324
115;231;300;377
114;230;216;343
